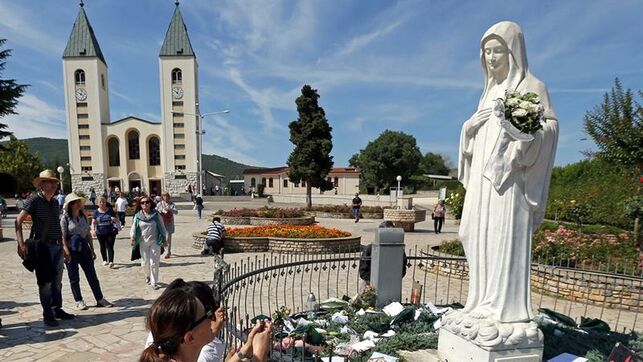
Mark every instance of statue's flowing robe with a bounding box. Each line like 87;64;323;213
457;21;559;323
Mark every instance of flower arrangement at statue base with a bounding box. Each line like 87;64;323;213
247;289;442;361
226;225;351;239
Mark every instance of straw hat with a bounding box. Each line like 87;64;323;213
63;192;86;211
32;169;60;188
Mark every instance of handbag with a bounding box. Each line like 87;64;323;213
431;212;435;220
131;244;141;261
22;209;51;272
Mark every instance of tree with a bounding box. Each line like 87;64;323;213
0;39;28;150
411;152;452;190
349;130;422;194
0;136;44;193
287;85;334;209
584;78;643;244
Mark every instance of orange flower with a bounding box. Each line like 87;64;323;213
226;225;351;239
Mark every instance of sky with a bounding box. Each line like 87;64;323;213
1;0;642;169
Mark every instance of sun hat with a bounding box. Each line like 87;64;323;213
63;192;87;211
32;169;60;188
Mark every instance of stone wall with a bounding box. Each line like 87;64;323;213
422;255;643;312
71;173;105;195
271;194;395;207
383;209;427;231
212;215;315;226
192;232;361;254
307;211;383;219
164;172;198;196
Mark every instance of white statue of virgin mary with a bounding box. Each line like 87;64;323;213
443;21;558;347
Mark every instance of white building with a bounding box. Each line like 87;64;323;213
62;2;200;196
243;167;361;196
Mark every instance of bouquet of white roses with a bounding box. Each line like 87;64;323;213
500;91;545;135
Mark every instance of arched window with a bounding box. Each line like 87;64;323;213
171;68;182;84
108;137;120;166
251;178;256;187
148;136;161;166
75;69;85;85
127;130;140;160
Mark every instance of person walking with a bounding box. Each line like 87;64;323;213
202;216;225;256
56;191;65;212
115;192;128;227
130;196;166;290
15;169;75;327
89;188;97;206
352;193;362;223
432;200;446;234
92;196;119;268
157;192;178;259
61;193;113;310
194;194;204;219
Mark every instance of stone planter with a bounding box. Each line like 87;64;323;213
383;209;427;232
210;214;315;226
305;211;383;219
193;232;360;254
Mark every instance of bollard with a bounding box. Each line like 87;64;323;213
371;227;405;308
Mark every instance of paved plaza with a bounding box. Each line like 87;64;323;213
0;199;453;361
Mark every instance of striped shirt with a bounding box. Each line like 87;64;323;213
23;193;62;243
206;221;225;241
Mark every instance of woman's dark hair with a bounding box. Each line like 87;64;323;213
136;196;156;211
139;288;199;362
186;281;219;312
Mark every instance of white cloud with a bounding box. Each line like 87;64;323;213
334;20;403;58
0;2;64;56
2;94;67;139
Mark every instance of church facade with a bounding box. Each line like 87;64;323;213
62;2;200;196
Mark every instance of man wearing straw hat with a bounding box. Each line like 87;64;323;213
15;169;75;327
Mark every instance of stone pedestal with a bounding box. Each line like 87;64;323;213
438;329;543;362
371;227;405;308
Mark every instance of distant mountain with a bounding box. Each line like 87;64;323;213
10;138;257;180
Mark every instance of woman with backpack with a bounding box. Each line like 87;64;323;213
61;193;113;310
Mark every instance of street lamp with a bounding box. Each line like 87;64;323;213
396;175;402;208
172;106;230;194
57;166;65;194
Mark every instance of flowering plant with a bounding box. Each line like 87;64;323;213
501;91;544;134
445;188;465;220
226;225;352;239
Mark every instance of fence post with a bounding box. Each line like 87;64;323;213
371;227;405;308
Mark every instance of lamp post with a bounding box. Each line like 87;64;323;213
57;166;65;194
396;175;402;208
172;107;230;195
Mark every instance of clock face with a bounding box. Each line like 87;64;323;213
172;87;184;99
75;88;87;101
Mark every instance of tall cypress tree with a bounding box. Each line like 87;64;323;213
0;39;28;150
287;85;334;209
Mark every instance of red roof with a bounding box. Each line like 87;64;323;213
243;166;359;175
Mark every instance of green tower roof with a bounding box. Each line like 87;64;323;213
160;3;195;57
62;4;106;64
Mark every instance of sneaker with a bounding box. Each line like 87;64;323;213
152;284;160;290
76;300;88;310
96;299;114;308
145;277;150;285
164;253;171;259
200;249;211;256
109;262;114;268
44;316;59;327
102;261;108;266
54;309;75;320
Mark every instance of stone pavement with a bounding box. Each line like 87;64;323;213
0;200;453;361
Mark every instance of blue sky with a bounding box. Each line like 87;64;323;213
1;0;642;168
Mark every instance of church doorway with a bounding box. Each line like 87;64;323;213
128;172;142;192
108;180;121;192
149;179;162;197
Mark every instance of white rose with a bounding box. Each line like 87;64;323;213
519;101;532;110
533;95;540;103
512;108;528;117
505;98;520;107
528;103;541;114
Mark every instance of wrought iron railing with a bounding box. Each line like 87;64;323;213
215;247;642;360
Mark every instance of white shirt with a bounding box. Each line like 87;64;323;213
145;332;223;362
115;197;128;212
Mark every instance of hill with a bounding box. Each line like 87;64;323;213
10;138;257;180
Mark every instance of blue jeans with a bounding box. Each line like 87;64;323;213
66;247;104;302
38;243;64;318
196;206;203;219
352;208;360;218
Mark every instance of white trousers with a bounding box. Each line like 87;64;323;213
140;239;160;286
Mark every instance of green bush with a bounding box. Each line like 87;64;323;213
437;239;465;256
445;184;465;220
546;159;637;229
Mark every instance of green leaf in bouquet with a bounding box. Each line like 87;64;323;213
390;306;416;326
320;297;349;311
250;314;272;324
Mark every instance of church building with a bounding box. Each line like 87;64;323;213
62;2;200;196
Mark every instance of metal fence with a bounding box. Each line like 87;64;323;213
215;247;642;359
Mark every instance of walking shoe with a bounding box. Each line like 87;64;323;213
76;300;88;310
109;262;114;268
103;261;108;266
44;316;59;327
152;284;160;290
164;253;171;259
200;249;211;256
145;277;150;285
355;219;359;223
54;309;75;320
96;299;114;308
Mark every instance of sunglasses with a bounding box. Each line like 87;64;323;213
141;200;152;205
184;306;214;336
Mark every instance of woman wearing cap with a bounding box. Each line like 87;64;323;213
61;193;113;310
130;196;166;289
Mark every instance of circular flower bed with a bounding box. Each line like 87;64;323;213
193;225;360;254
